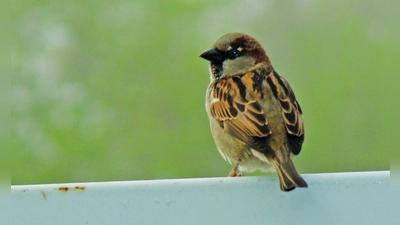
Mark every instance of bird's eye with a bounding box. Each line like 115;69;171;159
228;49;240;59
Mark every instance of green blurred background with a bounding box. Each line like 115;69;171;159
12;1;395;185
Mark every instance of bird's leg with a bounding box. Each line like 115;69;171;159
228;164;238;177
228;163;243;177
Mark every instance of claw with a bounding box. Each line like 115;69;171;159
228;163;243;177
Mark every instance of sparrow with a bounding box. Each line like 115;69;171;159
200;33;307;191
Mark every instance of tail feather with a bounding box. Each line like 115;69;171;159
271;158;307;192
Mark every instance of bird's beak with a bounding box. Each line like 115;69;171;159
200;48;224;62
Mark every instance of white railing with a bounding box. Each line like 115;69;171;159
11;171;390;225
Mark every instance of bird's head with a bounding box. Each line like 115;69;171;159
200;33;270;79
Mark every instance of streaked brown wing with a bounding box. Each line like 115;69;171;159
268;72;305;155
209;75;271;148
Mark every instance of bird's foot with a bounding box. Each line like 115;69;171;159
228;163;243;177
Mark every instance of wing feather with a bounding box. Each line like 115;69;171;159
209;70;304;155
272;72;305;155
210;74;271;149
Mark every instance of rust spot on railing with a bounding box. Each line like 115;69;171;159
58;186;86;191
58;187;68;191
